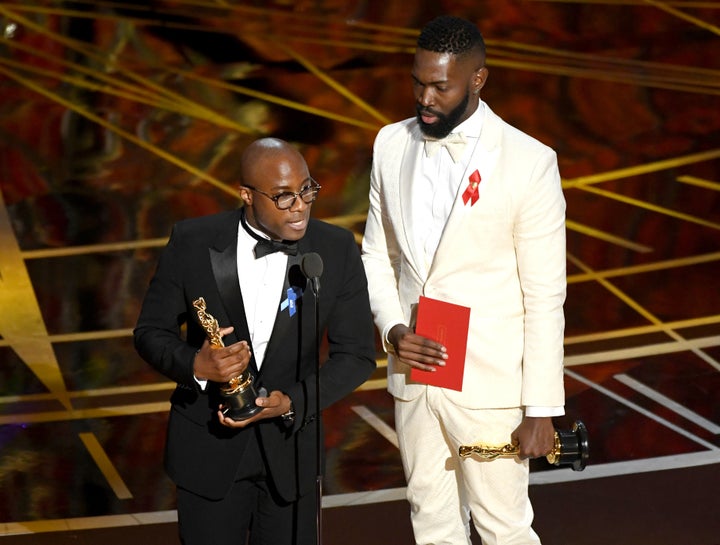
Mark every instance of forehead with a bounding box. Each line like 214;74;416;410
250;151;309;190
412;49;476;83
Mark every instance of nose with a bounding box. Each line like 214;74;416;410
417;86;433;107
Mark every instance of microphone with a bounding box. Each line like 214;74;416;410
301;252;323;296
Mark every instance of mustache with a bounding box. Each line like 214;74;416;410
416;105;442;117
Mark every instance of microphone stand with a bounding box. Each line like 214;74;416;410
300;253;324;545
310;276;322;545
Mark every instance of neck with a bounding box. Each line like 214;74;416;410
241;209;277;241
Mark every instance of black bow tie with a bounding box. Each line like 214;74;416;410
253;238;298;258
241;212;298;258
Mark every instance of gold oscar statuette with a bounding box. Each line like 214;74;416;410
459;420;589;471
193;297;261;421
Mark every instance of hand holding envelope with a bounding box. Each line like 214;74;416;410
409;296;471;392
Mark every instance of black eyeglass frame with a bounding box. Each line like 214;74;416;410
243;179;321;210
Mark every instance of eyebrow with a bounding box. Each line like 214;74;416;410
268;177;314;191
411;73;449;86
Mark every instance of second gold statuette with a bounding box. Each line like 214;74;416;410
459;420;589;471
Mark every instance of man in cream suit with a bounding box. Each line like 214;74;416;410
362;16;566;545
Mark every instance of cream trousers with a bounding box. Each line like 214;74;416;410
395;388;541;545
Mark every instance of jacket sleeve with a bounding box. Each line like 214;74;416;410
513;147;567;408
133;224;199;389
361;127;408;349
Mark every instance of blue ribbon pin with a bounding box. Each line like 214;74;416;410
280;286;303;317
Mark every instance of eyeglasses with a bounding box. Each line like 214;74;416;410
243;179;321;210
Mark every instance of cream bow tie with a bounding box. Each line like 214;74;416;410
424;132;467;163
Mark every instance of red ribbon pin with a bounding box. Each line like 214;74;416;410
462;169;481;205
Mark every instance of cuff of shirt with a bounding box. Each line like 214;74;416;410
524;406;565;417
381;321;405;353
194;376;208;391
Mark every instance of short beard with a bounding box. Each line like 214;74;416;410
416;92;470;139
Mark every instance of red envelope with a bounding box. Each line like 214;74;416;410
410;296;471;391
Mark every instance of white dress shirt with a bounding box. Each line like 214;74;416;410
236;218;288;370
413;103;485;267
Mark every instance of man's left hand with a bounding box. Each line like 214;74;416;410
217;390;293;428
511;416;555;459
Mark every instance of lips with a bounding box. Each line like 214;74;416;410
418;108;439;124
287;216;308;232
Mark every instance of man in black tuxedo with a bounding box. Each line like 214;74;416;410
134;137;376;545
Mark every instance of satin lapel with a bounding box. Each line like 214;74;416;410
209;234;256;372
400;123;429;279
261;253;306;377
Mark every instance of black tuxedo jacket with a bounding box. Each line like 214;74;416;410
134;209;376;501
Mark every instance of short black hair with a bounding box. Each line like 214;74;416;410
417;15;485;60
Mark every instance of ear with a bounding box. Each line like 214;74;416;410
473;67;489;94
239;186;252;206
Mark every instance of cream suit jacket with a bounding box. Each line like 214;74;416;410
362;103;566;410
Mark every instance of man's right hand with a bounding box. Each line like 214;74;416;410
388;324;447;372
193;326;252;383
